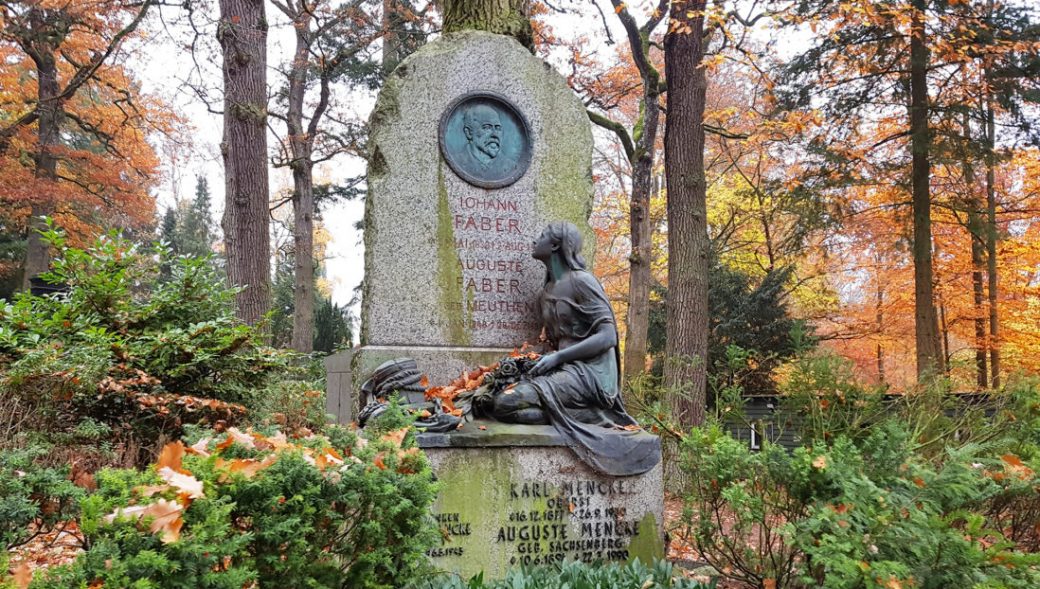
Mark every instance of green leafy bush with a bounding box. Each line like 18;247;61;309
0;445;83;550
680;421;1040;589
29;420;438;589
0;225;304;465
417;559;713;589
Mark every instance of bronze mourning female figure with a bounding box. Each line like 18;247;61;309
358;222;660;476
484;221;659;475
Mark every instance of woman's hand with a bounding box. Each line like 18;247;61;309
529;352;562;376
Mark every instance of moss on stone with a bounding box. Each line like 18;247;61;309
436;161;471;346
626;512;665;565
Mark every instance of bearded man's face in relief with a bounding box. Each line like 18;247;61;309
463;105;503;163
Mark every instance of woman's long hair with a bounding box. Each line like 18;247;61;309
543;221;587;283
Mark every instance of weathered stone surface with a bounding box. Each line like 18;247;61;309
324;349;355;423
361;30;594;354
418;428;665;578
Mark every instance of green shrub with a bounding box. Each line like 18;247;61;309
679;421;1040;589
416;559;713;589
29;419;438;589
0;445;83;550
0;224;304;465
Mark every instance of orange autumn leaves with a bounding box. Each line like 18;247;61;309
102;426;414;545
423;346;541;414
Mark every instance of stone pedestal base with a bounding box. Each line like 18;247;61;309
417;422;664;579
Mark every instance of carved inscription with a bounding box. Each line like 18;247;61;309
427;479;644;566
450;194;541;338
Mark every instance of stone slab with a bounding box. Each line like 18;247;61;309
361;30;594;351
419;435;665;579
324;349;355;423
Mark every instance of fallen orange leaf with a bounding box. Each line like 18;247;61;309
381;428;408;447
11;562;31;589
156;441;188;474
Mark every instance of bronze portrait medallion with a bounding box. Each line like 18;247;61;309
439;92;532;189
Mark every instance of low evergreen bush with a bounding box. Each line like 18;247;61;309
679;415;1040;588
24;417;438;589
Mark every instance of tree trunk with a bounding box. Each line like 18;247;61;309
22;11;61;290
909;1;944;380
440;0;532;49
663;0;709;428
623;144;655;384
218;0;271;326
620;39;665;385
287;12;315;353
876;262;885;385
970;213;988;389
961;114;988;389
985;99;1000;389
291;163;315;352
382;0;405;75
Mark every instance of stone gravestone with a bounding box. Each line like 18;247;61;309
353;29;665;579
356;29;594;390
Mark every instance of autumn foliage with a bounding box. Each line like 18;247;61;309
9;421;437;588
0;0;176;286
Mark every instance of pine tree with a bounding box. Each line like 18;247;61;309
179;175;215;257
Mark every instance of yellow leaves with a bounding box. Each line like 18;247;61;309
879;575;913;589
812;455;829;470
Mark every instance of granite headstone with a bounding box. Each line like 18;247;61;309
353;29;595;396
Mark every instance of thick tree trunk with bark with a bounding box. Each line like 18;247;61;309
22;10;61;289
909;1;944;379
663;0;709;428
287;14;315;352
622;121;657;384
440;0;532;49
291;162;315;352
219;0;271;326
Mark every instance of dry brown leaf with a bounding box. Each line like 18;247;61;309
11;562;31;589
381;428;408;447
763;579;777;589
158;467;204;499
143;499;184;543
187;437;211;457
419;374;429;388
105;499;184;544
215;454;278;481
156;441;187;474
137;485;169;497
226;427;256;448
